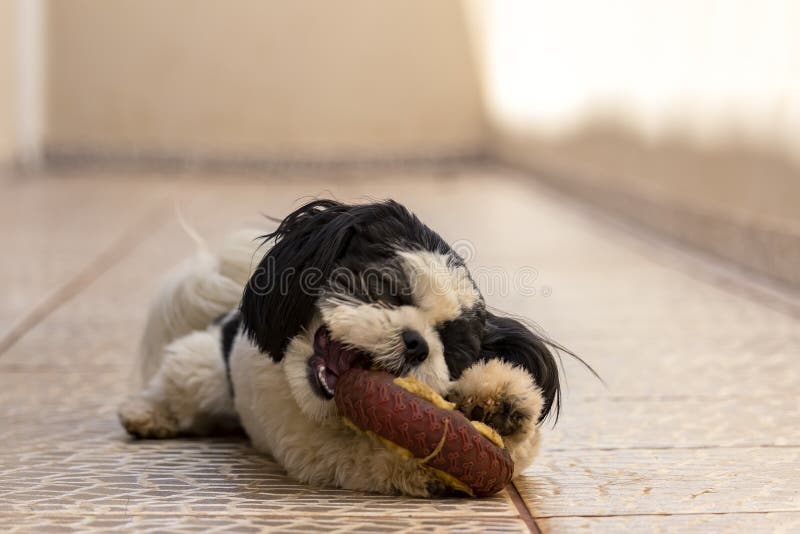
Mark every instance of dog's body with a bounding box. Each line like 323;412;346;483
119;200;561;497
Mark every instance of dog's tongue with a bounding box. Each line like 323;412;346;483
313;327;363;390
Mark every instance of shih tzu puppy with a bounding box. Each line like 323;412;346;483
118;199;563;497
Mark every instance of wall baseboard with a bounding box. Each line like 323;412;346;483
19;140;800;292
40;147;490;176
495;135;800;291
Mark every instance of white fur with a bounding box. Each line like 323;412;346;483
282;316;336;423
119;231;546;496
397;250;479;321
139;229;261;383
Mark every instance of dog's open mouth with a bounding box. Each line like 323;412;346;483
308;326;370;399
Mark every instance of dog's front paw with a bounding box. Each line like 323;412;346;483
448;359;544;438
456;393;530;437
118;396;179;439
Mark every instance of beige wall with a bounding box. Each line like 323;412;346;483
45;0;484;159
0;0;17;164
469;1;800;288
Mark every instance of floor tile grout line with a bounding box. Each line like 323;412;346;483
0;200;173;358
508;482;542;534
534;510;800;520
542;444;800;453
0;511;523;519
566;394;800;402
0;509;796;523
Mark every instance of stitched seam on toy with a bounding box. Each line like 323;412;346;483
420;418;449;464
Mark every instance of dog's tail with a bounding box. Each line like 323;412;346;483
138;229;263;384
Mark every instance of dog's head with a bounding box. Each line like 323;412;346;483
240;200;561;423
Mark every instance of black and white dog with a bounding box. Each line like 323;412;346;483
119;199;562;497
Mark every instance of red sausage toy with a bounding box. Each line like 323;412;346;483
334;368;514;497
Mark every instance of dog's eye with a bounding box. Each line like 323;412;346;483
364;276;413;307
374;291;413;307
361;266;414;307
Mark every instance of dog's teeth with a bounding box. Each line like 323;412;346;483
318;366;334;396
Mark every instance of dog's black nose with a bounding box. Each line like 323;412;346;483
402;330;429;364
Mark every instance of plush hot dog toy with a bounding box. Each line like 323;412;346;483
334;367;514;497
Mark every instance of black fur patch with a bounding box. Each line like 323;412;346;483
437;304;486;379
240;200;455;361
219;310;241;396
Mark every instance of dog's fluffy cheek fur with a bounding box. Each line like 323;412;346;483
281;317;339;423
449;359;544;476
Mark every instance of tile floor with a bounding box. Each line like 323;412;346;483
1;168;798;532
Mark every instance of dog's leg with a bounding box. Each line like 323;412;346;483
118;329;238;438
345;446;459;497
447;359;544;475
281;428;458;497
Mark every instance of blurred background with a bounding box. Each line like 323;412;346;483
1;0;798;289
1;3;799;530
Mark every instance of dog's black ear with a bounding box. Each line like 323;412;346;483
240;200;357;361
481;311;561;423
